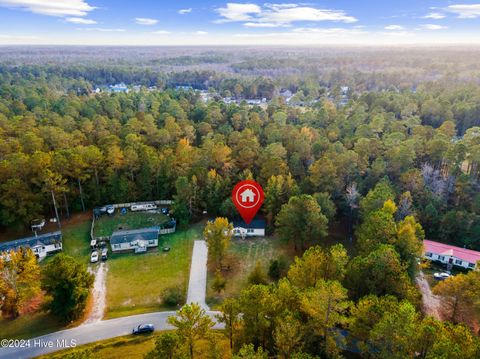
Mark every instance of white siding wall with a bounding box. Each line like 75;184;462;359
111;239;158;252
424;252;475;269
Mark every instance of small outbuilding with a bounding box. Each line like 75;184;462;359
110;226;160;253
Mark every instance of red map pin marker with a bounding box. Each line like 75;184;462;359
232;180;264;225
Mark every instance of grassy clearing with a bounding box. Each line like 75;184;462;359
94;211;170;237
105;223;203;319
0;311;63;340
206;221;356;309
37;331;230;359
61;221;92;264
206;235;293;309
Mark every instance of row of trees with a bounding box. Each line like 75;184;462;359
141;244;480;358
1;83;479;248
0;251;93;322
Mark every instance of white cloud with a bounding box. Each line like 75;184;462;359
0;0;95;17
66;17;96;24
420;24;447;30
215;2;357;26
77;28;125;32
135;17;158;25
215;3;261;22
195;31;208;35
178;8;192;15
384;25;404;30
422;12;446;19
152;30;171;35
446;4;480;18
243;22;288;28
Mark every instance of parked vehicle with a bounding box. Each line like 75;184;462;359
434;272;450;280
90;250;99;263
132;324;154;334
90;239;97;249
106;205;115;215
161;207;169;215
131;203;157;212
101;248;108;261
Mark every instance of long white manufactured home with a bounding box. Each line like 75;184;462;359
0;231;63;261
232;218;266;237
110;226;160;253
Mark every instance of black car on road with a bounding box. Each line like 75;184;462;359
132;324;155;335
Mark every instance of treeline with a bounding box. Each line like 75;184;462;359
1;71;480;248
141;235;480;358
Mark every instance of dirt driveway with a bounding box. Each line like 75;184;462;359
83;262;108;324
416;270;441;319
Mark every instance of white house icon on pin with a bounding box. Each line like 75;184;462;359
240;188;256;203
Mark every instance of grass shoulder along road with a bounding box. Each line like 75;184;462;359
36;331;230;359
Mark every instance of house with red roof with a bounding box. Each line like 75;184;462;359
423;240;480;270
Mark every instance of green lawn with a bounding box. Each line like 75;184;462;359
206;235;292;309
61;221;92;264
105;223;203;319
94;211;170;237
0;312;64;340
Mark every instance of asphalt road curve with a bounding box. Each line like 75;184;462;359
0;310;223;359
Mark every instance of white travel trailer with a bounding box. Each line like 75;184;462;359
130;203;157;212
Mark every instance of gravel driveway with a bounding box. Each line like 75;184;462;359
83;262;107;324
416;270;441;319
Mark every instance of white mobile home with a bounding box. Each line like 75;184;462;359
110;227;160;253
232;218;266;237
0;231;63;261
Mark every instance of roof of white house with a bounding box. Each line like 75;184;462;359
110;226;159;245
232;218;266;229
424;239;480;264
0;231;62;253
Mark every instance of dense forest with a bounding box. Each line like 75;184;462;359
1;48;480;251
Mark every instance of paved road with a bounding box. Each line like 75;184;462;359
186;240;209;310
0;311;222;359
1;238;214;358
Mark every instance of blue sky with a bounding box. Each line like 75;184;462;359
1;1;480;45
